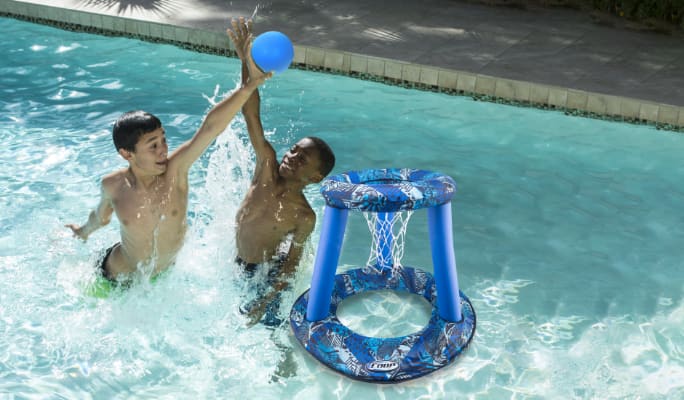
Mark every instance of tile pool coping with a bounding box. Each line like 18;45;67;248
2;0;683;132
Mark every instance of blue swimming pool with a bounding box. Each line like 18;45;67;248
1;16;683;398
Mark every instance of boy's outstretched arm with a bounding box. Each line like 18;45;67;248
280;216;315;277
171;25;271;175
65;182;114;241
229;17;277;177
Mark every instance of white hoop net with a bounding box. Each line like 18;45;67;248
362;211;414;274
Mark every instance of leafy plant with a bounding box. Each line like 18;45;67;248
592;0;684;25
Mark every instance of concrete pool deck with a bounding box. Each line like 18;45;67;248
2;0;684;129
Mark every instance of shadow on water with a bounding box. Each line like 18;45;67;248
77;0;186;16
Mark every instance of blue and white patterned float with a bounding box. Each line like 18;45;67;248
290;168;476;383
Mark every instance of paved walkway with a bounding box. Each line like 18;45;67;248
3;0;684;125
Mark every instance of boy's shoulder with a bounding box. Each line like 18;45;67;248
289;192;316;220
101;169;128;193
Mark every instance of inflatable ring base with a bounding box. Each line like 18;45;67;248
289;266;476;383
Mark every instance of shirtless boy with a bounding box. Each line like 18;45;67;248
229;19;335;325
66;26;271;282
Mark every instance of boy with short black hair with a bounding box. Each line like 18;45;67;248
66;27;271;282
229;18;335;325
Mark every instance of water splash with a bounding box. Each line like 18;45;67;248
250;4;260;22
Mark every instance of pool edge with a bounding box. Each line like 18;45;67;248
1;0;682;132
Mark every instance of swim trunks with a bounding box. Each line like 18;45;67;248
96;243;118;283
236;256;288;327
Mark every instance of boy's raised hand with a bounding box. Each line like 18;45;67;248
228;16;251;60
228;17;271;85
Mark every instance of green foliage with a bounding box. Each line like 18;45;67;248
468;0;684;29
592;0;684;25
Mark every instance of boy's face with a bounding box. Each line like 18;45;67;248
279;138;323;183
123;127;168;175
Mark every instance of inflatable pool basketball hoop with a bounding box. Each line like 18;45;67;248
289;168;476;383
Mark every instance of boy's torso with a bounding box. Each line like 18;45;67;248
235;180;313;263
105;169;188;276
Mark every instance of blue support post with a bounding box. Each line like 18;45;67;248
375;212;394;270
306;206;349;321
427;202;462;322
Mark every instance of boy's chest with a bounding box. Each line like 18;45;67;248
112;183;187;229
240;190;310;230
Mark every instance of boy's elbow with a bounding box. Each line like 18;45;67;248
101;215;111;226
199;117;216;136
96;209;112;227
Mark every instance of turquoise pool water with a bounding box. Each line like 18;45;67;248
2;17;684;398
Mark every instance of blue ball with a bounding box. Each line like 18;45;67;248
251;31;294;74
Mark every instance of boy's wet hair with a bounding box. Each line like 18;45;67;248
306;136;335;177
112;111;162;152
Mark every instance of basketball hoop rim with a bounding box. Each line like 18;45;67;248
321;168;456;212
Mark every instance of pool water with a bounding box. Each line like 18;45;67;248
2;17;684;399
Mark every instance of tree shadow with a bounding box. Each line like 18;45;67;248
77;0;186;17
